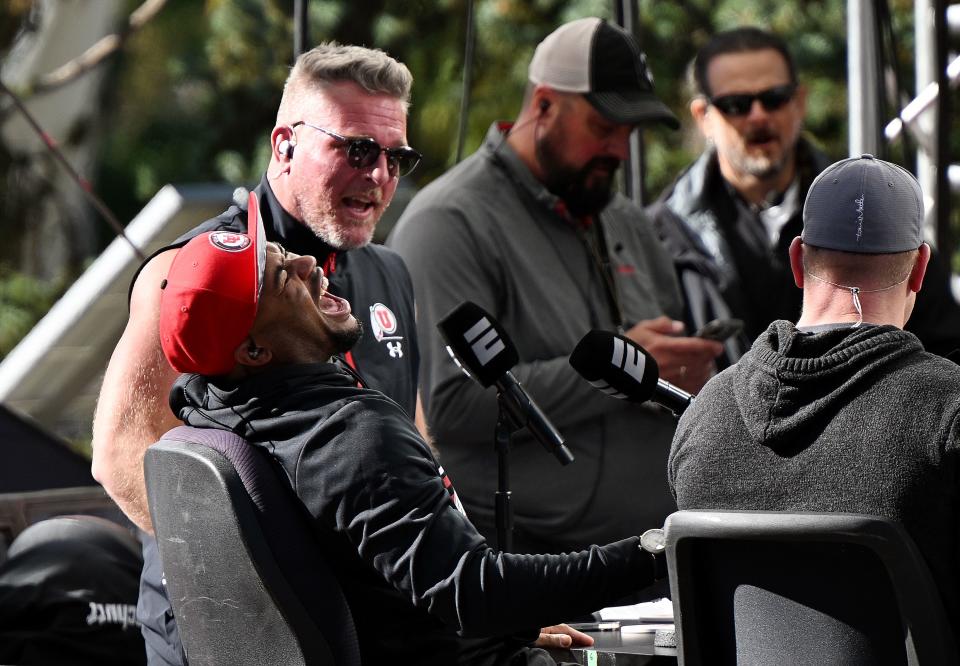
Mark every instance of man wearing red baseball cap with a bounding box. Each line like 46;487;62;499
155;198;668;666
158;192;361;379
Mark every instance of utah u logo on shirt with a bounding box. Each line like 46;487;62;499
369;302;405;358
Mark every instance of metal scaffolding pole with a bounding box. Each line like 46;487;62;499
613;0;646;206
294;0;309;58
848;0;881;156
915;0;939;241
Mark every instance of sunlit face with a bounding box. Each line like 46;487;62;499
251;243;362;363
697;49;805;182
535;94;633;217
286;81;408;250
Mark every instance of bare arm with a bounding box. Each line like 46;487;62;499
91;250;179;533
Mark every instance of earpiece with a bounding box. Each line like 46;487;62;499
539;99;550;115
277;138;295;159
247;346;261;360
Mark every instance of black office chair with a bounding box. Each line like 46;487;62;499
144;426;360;666
664;510;958;666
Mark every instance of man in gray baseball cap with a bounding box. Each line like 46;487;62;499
796;153;928;328
668;154;960;640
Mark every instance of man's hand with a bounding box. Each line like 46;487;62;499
624;316;724;393
534;623;594;649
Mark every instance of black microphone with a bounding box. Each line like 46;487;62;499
437;302;575;466
569;330;695;417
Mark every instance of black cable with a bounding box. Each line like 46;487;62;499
0;79;145;260
454;0;476;164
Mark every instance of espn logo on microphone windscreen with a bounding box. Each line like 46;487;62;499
463;316;505;366
437;302;519;387
612;335;647;381
570;330;659;403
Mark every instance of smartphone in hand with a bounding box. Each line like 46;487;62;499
694;318;744;342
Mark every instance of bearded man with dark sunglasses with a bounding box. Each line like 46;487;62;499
647;27;960;361
91;42;423;666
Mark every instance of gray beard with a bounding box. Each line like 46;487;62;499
735;152;788;181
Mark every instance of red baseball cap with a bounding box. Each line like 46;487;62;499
159;191;266;375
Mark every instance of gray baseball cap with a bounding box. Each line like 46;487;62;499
802;154;924;253
528;17;679;129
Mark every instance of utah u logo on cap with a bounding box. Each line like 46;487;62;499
209;231;251;252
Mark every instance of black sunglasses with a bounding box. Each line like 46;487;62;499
294;122;422;177
708;84;797;117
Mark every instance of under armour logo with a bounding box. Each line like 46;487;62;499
387;341;403;358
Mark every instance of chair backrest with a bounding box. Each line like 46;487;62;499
665;510;958;666
144;425;360;666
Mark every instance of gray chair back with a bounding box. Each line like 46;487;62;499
665;510;957;665
144;426;360;666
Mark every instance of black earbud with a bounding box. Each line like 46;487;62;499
278;138;295;159
247;345;261;360
539;99;550;115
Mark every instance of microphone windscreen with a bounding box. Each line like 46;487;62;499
437;302;519;388
569;330;660;402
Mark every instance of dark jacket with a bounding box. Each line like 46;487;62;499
669;320;960;633
647;141;960;361
171;364;657;666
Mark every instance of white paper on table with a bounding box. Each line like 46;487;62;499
597;597;674;621
620;622;675;634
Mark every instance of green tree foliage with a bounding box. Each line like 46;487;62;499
0;266;64;358
90;0;923;216
0;0;948;361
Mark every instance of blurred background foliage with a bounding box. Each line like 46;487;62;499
0;0;950;359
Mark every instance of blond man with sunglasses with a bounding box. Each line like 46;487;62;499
92;42;423;666
647;27;960;362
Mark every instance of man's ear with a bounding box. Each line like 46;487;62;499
690;97;710;136
234;340;273;367
788;236;805;288
909;242;931;293
270;126;295;164
531;85;557;120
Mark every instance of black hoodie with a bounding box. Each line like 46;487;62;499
171;363;656;665
669;320;960;631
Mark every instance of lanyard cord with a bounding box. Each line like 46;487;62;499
577;219;626;332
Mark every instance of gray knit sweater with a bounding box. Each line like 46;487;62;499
669;319;960;628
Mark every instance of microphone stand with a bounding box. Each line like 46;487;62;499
494;393;518;552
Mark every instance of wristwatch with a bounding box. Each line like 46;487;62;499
640;528;668;580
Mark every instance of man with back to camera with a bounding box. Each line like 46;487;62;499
388;17;723;555
668;154;960;633
90;43;423;664
647;26;960;360
152;208;668;666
